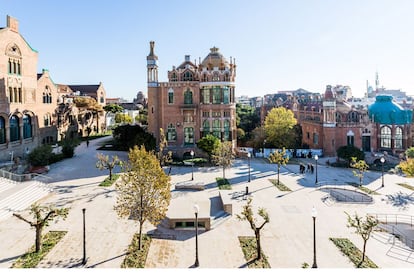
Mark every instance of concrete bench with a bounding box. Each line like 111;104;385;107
219;191;233;215
175;181;205;190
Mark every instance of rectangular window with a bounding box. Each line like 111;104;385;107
306;132;310;139
347;135;354;146
313;133;318;145
202;88;210;104
212;111;221;117
184;127;194;145
223;111;231;117
202;111;210;117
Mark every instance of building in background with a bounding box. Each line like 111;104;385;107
147;41;237;157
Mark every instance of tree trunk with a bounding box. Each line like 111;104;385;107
223;166;225;179
138;221;143;251
255;229;261;260
277;164;280;184
362;239;367;263
35;225;43;253
109;168;112;180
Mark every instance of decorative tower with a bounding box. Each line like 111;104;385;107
322;85;337;156
147;41;160;139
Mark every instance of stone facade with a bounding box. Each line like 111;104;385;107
147;42;237;158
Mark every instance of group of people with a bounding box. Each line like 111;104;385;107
299;163;314;174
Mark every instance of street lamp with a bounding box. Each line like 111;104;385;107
190;150;194;181
82;208;86;265
311;207;318;268
314;155;318;185
380;157;385;188
193;204;200;268
247;152;251;183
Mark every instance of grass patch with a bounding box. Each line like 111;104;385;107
12;231;67;268
99;174;120;187
397;183;414;191
238;236;271;268
216;177;232;190
348;183;380;195
269;179;292;192
329;237;378;268
121;233;151;268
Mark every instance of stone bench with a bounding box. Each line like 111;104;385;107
219;191;233;215
175;181;205;190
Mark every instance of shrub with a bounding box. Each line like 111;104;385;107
28;145;54;166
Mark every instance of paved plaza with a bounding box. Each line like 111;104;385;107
0;136;414;269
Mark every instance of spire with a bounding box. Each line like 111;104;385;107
375;71;379;91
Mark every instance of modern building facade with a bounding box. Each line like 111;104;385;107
147;41;237;157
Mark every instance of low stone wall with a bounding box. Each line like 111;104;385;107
219;191;233;215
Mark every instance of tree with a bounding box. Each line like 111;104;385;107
112;124;156;151
236;103;260;145
196;134;220;162
398;158;414;177
103;103;124;114
212;141;234;179
264;107;297;148
268;148;289;185
237;198;269;260
405;147;414;159
115;113;133;124
337;145;365;166
115;145;171;250
96;153;121;180
13;204;69;253
156;128;172;167
350;157;369;186
345;212;378;266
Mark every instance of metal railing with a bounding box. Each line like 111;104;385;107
0;168;52;183
368;213;414;227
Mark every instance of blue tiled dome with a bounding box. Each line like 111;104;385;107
368;95;412;124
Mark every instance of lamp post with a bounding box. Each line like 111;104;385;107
380;157;385;188
247;152;251;183
193;204;200;267
314;155;318;185
311;207;318;268
82;208;86;265
190;150;194;181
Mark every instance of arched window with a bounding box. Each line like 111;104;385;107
9;115;20;142
44;113;51;127
43;86;52;104
223;120;230;141
184;127;194;145
347;130;354;146
0;117;5;144
184;89;193;104
202;74;208;82
380;126;391;148
347;111;359;122
167;123;176;141
335;112;342;123
171;72;178;82
224;73;230;81
212;119;221;139
183;71;193;81
395;127;403;149
23;115;32;139
212;72;220;81
168;88;174;104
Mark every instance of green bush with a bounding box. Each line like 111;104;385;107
28;145;54;166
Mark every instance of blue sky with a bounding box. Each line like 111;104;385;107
2;0;414;100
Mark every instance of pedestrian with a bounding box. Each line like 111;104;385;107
86;139;89;147
307;164;310;173
310;164;314;174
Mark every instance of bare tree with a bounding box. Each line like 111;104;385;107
13;203;69;252
268;147;289;185
212;141;234;179
96;153;121;180
350;157;369;186
345;212;378;266
237;198;270;260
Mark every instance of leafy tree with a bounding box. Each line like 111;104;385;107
268;148;289;185
115;113;133;124
405;147;414;159
156;128;172;166
28;145;54;166
350;157;369;186
13;204;69;253
345;212;378;266
250;126;266;151
196;134;220;162
337;145;365;166
112;124;156;151
212;141;234;179
236;104;260;145
237;198;270;260
397;158;414;177
60;134;79;158
115;145;171;250
103;103;124;114
264;107;297;148
74;97;104;134
96;153;121;180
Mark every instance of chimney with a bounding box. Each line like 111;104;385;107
7;15;19;33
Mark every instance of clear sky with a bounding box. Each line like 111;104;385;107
2;0;414;101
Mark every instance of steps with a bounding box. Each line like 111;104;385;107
0;180;53;221
211;210;231;229
0;177;19;194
